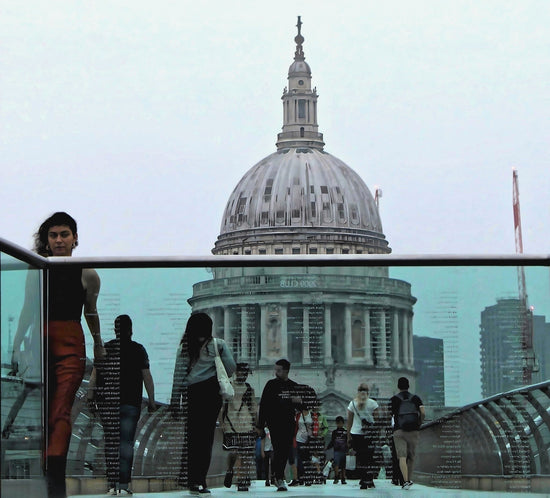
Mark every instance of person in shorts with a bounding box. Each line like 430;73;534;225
327;415;348;484
390;377;425;491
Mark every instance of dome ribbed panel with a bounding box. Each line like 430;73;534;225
219;148;383;235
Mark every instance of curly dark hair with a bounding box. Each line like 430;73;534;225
34;212;78;256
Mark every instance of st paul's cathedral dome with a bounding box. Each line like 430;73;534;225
213;18;390;256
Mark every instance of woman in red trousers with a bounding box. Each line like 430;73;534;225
12;212;105;498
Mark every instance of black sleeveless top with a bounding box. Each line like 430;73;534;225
48;267;86;321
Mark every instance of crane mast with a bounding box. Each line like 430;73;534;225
512;168;535;384
374;186;382;209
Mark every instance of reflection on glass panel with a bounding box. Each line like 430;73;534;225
1;253;43;482
69;264;548;485
2;258;549;493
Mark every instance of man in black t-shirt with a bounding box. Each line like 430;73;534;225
389;377;425;491
257;359;302;491
88;315;156;495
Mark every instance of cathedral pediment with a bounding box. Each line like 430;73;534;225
318;388;352;418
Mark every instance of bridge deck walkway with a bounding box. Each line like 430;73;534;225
69;478;549;497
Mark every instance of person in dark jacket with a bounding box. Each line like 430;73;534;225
257;359;302;491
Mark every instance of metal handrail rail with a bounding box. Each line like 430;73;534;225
1;236;549;268
422;379;550;428
0;237;48;268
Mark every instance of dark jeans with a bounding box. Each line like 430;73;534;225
99;402;120;488
351;433;377;484
268;422;295;481
120;404;140;486
187;376;222;488
263;450;274;481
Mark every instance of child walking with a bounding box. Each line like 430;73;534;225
327;416;348;484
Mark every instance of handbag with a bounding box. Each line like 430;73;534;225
345;453;356;471
322;459;333;477
223;430;256;451
213;338;234;401
223;432;239;451
352;401;373;433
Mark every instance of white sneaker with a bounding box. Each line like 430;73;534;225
106;489;117;496
402;480;413;490
276;479;287;491
118;489;133;495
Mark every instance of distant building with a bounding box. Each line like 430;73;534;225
532;314;550;383
413;335;445;407
186;18;417;410
480;298;525;397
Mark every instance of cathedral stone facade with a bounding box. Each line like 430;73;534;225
189;18;416;412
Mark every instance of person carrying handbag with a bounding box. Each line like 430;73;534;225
170;313;236;495
221;363;257;492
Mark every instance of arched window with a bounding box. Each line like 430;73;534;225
300;127;305;137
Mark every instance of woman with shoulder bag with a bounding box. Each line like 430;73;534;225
346;383;379;489
171;313;236;494
294;401;314;485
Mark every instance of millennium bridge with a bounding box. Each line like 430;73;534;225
2;238;549;496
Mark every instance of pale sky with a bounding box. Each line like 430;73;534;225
3;1;550;406
2;0;549;257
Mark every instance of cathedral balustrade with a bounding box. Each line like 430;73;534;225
277;130;324;140
191;272;414;300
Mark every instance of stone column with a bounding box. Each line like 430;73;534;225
210;308;218;338
303;306;310;365
241;305;249;362
392;309;400;368
281;304;288;358
344;304;352;362
324;304;333;364
379;309;387;365
260;304;268;364
408;312;414;368
363;307;372;365
403;312;410;367
224;306;232;350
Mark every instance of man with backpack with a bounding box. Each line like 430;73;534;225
389;377;425;490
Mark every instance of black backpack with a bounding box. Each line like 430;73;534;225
396;392;420;431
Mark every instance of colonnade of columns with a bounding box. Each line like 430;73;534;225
208;301;414;368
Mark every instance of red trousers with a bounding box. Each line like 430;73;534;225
46;321;86;457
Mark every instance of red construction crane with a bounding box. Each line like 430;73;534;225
512;168;536;384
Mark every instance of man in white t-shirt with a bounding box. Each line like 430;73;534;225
346;383;379;489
